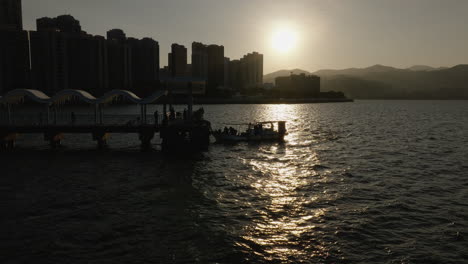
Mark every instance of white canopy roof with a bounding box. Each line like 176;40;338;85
0;89;168;105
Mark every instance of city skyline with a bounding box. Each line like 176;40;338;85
21;0;468;74
1;1;269;97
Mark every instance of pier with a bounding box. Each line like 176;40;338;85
0;88;211;152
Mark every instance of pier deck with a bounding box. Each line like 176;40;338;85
0;124;162;134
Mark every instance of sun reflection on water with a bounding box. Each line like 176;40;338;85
237;102;333;261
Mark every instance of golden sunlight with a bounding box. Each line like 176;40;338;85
271;27;299;54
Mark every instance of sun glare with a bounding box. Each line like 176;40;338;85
272;28;298;53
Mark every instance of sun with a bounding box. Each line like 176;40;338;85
272;28;298;53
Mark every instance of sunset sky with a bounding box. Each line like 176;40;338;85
22;0;468;73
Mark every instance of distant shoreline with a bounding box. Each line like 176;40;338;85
174;97;354;105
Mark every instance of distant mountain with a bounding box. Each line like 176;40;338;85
407;65;436;71
263;69;311;84
264;64;468;99
313;64;400;77
407;65;450;71
319;64;468;99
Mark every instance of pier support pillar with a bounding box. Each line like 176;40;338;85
7;104;12;125
1;133;18;151
139;129;155;151
92;130;110;150
44;131;64;149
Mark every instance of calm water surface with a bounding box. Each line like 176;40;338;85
1;100;468;263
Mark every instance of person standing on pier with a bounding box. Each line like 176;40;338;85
71;112;76;125
169;107;176;120
154;111;159;126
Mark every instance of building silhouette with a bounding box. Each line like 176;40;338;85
66;34;108;94
29;30;66;94
1;1;263;97
169;44;187;78
0;0;29;94
240;52;263;89
36;15;82;33
224;57;230;90
227;59;241;91
106;29;132;91
275;73;320;98
0;30;30;94
225;52;263;92
127;37;159;96
30;15;109;95
0;0;23;31
206;44;225;93
191;42;225;94
192;42;208;79
107;29;126;43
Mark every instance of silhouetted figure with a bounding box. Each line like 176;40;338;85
169;107;176;120
183;109;187;120
162;114;168;126
38;112;43;126
154;110;159;125
71;112;76;125
192;107;205;121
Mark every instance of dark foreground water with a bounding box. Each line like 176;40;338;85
1;101;468;263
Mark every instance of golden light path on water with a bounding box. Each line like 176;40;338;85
236;104;333;261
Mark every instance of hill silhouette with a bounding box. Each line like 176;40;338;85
265;65;468;99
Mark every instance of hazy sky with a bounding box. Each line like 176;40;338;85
22;0;468;73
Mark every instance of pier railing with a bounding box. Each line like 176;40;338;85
0;113;166;126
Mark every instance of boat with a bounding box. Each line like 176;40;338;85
212;121;287;143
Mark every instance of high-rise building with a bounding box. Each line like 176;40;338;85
228;59;242;91
128;37;159;96
240;52;263;89
30;15;109;95
107;29;131;90
65;34;108;94
192;42;208;79
169;44;187;77
191;42;225;93
206;44;224;93
0;30;30;94
107;29;126;43
224;57;230;90
226;51;263;92
30;30;67;94
0;0;23;31
36;15;82;33
0;0;28;94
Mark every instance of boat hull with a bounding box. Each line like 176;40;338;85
213;133;284;143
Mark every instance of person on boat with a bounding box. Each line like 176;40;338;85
229;127;236;135
224;127;229;134
254;124;260;136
